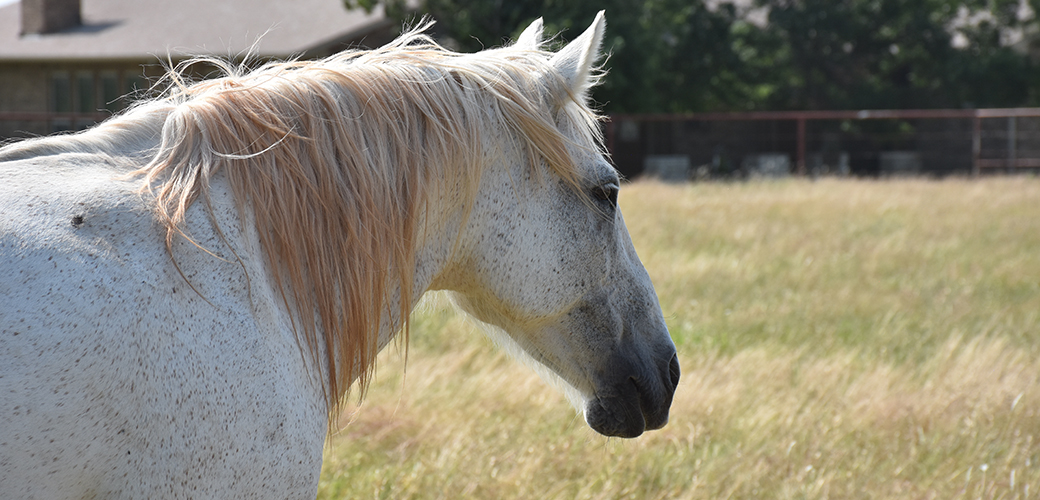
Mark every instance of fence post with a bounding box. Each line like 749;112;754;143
972;114;981;176
796;117;806;175
1007;115;1017;172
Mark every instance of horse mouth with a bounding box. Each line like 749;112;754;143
584;392;649;438
584;353;681;438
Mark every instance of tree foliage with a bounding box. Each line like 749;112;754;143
751;0;1040;110
345;0;1040;113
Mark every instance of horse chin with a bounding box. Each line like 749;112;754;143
583;384;672;439
584;395;648;438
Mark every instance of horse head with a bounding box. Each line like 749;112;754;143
435;12;680;438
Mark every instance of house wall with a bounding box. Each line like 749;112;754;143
0;61;160;141
0;63;50;138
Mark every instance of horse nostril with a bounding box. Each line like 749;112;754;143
668;353;681;388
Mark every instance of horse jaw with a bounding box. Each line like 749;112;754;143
444;305;588;412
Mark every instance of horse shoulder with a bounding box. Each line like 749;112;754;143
0;155;326;498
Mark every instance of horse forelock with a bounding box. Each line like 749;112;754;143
130;25;603;420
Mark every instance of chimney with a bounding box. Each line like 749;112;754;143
21;0;82;35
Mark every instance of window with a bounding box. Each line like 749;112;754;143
124;73;147;102
49;68;149;132
75;71;95;114
100;71;120;112
51;72;71;113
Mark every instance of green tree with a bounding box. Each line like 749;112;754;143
345;0;753;113
346;0;1040;112
748;0;1040;110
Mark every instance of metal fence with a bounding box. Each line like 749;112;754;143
605;108;1040;180
5;108;1040;180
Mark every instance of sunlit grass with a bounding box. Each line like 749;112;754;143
319;177;1040;499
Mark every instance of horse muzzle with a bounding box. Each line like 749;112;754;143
584;349;681;438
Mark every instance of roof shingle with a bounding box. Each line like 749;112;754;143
0;0;393;61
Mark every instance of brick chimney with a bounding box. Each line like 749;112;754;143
21;0;82;35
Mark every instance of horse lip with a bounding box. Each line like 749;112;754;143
584;392;646;438
585;349;678;438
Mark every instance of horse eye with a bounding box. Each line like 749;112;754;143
593;183;619;208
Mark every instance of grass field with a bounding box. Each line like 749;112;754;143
317;177;1040;499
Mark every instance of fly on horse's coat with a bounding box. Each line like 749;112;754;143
0;12;678;498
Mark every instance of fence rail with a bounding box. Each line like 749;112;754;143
4;109;1040;179
605;108;1040;180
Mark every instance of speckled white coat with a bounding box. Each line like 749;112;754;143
0;13;678;499
0;153;330;498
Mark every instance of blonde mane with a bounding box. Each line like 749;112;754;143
130;25;603;417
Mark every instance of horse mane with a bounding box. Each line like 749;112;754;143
129;23;604;419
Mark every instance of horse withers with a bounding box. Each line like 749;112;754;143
0;12;678;498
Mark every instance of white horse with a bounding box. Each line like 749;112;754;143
0;13;678;498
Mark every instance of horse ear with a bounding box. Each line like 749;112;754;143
550;11;605;97
515;17;544;48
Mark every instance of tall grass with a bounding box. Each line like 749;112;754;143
318;178;1040;499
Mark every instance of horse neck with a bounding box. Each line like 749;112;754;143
415;163;484;294
232;171;468;357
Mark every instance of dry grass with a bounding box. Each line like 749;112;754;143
318;177;1040;499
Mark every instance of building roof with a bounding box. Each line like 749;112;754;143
0;0;394;62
